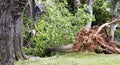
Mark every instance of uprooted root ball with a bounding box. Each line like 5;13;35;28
72;26;120;54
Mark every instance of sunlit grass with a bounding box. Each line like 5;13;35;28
15;52;120;65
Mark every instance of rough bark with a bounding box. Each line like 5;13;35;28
0;0;14;65
0;0;27;63
85;0;94;31
10;0;27;61
110;0;120;41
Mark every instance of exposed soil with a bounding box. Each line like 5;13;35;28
72;18;120;54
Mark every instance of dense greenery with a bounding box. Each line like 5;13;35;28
93;0;112;25
23;0;94;56
23;0;120;56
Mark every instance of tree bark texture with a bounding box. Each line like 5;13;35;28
0;0;14;65
11;0;27;60
85;0;94;31
0;0;27;64
110;0;120;41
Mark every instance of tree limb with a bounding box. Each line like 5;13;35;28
96;18;120;34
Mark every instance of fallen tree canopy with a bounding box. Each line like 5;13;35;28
73;18;120;54
47;18;120;54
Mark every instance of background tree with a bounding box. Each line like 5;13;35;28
85;0;94;31
67;0;80;14
110;0;120;41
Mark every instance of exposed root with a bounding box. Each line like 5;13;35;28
72;18;120;54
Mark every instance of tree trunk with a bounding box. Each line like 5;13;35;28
85;0;94;31
0;0;27;64
0;0;14;65
67;0;81;14
110;0;120;41
29;0;36;21
75;0;81;7
10;0;27;61
47;44;73;52
14;14;27;60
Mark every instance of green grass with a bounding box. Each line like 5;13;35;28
15;52;120;65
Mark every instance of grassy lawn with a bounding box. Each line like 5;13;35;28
15;52;120;65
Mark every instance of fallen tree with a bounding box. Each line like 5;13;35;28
73;18;120;54
47;18;120;54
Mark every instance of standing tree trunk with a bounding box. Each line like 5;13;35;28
110;0;120;41
85;0;94;31
0;0;14;65
11;0;27;61
0;0;27;63
14;14;27;60
29;0;36;21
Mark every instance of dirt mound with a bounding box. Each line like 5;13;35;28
72;19;120;54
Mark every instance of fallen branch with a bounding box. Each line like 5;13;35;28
48;44;73;52
96;18;120;34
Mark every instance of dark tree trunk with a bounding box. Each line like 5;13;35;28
0;0;27;63
110;0;120;41
29;0;36;21
14;14;27;60
85;0;94;31
0;0;14;65
67;0;81;14
11;0;27;60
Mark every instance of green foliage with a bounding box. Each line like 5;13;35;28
115;29;120;39
23;0;120;57
23;0;94;56
114;23;120;40
93;0;112;25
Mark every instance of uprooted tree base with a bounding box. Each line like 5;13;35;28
73;19;120;54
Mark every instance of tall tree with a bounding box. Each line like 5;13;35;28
12;1;27;60
110;0;120;41
0;0;27;64
0;0;14;64
85;0;94;31
14;14;27;60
